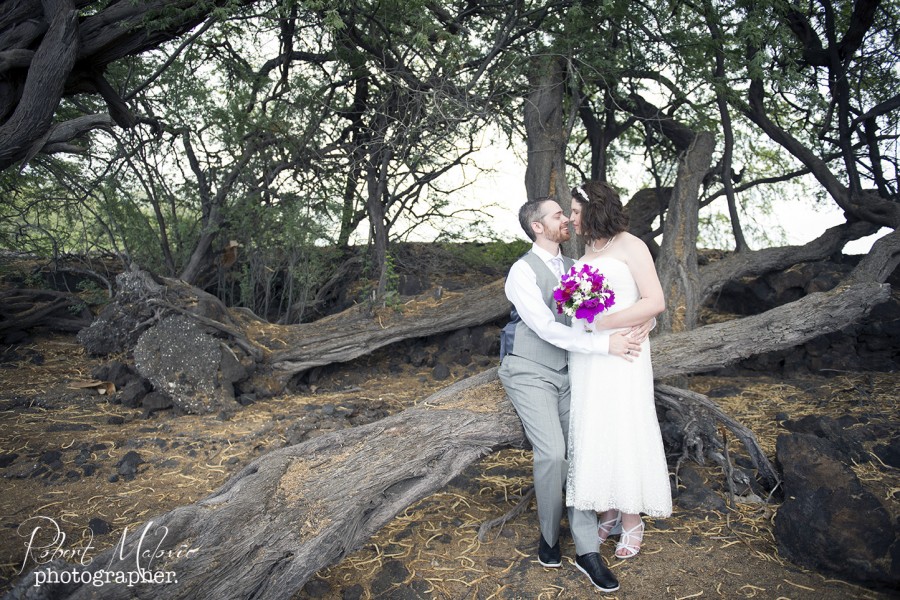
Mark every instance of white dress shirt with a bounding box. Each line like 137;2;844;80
505;243;610;355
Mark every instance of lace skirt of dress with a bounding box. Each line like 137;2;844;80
565;340;672;517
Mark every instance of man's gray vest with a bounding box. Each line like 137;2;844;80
501;251;573;370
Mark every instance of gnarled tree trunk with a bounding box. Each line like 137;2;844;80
656;131;715;333
0;0;258;170
523;54;578;256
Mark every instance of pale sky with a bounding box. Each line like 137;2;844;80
450;138;885;255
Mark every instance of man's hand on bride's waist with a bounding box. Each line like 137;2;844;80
609;331;642;361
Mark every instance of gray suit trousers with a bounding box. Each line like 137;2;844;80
498;354;599;555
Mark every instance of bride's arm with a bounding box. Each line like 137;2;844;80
593;234;665;330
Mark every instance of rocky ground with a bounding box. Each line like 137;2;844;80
1;331;897;599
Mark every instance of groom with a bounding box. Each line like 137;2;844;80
498;197;642;593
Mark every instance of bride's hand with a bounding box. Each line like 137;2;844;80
628;319;654;343
609;331;641;361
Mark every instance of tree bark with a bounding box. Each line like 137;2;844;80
625;92;697;153
702;0;747;252
523;54;577;256
77;270;513;392
10;274;891;600
82;221;894;394
650;280;890;379
656;131;716;333
624;186;671;258
178;133;269;286
654;383;779;490
578;88;635;181
0;288;92;333
366;143;392;301
5;370;522;600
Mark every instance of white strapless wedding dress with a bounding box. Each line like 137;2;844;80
565;256;672;517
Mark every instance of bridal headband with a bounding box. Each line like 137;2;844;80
574;186;590;202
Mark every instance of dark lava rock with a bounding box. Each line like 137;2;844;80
872;436;900;469
301;578;331;597
780;414;869;463
119;378;152;409
674;464;727;512
341;584;364;600
775;432;896;588
115;451;144;480
92;360;141;390
39;450;63;470
133;315;242;415
432;363;450;381
88;517;111;535
370;559;422;598
142;391;173;419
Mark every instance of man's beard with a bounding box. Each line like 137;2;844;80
545;226;571;244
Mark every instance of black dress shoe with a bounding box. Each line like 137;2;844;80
538;535;561;567
575;552;619;592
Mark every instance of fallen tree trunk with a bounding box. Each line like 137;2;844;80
262;278;510;382
698;220;880;300
78;227;896;401
650;280;890;379
0;288;93;334
7;278;891;600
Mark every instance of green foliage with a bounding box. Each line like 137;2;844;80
74;279;109;311
442;240;530;273
381;252;402;310
223;186;338;320
3;0;894;325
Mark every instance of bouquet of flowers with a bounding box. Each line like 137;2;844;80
552;264;615;325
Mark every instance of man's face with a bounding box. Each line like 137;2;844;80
532;200;571;243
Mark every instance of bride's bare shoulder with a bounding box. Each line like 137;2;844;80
617;231;639;244
618;231;650;251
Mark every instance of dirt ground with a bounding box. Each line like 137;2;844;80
0;333;896;600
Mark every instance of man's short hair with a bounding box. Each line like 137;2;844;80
517;197;553;241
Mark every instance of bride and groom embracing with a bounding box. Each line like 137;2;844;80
498;181;672;593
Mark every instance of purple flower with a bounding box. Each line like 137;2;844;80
551;263;616;321
575;297;602;322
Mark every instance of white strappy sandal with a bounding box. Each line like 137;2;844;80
614;519;644;559
597;510;622;545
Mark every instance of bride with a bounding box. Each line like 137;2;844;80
565;180;672;559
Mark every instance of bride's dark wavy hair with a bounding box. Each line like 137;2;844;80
571;181;629;241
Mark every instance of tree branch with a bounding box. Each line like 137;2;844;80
0;0;78;171
698;220;880;300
